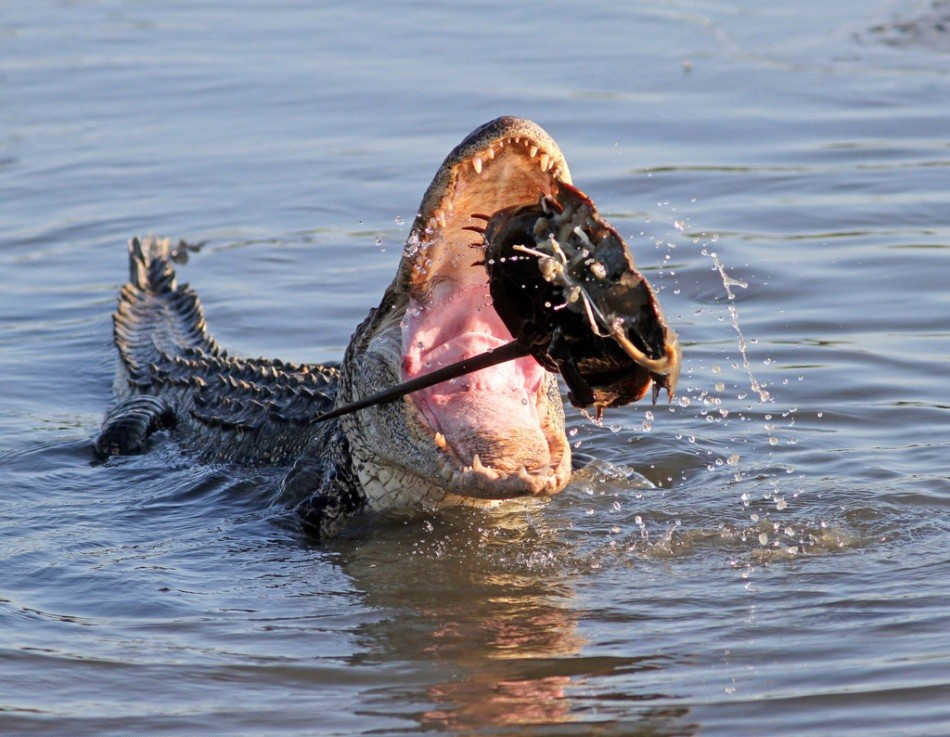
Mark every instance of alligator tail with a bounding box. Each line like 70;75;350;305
99;236;340;464
114;236;222;381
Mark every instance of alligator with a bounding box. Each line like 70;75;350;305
96;116;679;538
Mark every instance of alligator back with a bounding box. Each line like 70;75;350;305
100;237;339;465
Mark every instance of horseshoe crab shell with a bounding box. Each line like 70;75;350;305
482;182;681;414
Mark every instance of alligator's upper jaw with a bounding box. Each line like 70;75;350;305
396;117;574;499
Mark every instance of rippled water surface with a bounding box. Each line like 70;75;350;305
2;1;949;735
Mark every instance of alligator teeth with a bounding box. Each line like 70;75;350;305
471;453;500;479
529;144;539;158
434;432;446;449
539;153;550;171
518;465;532;482
426;211;446;231
472;156;483;175
485;147;495;160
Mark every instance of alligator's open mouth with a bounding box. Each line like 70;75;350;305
396;118;573;499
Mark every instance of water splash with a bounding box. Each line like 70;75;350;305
703;246;771;404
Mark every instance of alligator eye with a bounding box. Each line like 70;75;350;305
483;182;681;411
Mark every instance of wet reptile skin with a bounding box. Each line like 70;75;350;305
98;117;576;537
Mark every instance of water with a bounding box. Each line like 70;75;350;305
2;1;948;734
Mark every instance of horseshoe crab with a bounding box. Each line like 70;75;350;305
479;182;680;416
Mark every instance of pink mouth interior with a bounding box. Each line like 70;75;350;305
401;278;547;465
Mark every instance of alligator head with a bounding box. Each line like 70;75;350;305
337;117;574;510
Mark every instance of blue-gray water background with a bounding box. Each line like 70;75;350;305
1;1;948;735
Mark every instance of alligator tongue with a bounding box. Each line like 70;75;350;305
482;182;681;413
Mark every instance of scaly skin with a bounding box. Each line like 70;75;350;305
99;117;576;537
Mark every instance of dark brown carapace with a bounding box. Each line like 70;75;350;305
481;182;681;415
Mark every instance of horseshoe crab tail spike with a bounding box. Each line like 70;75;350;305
309;341;530;425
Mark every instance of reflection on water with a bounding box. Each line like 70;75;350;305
334;508;696;733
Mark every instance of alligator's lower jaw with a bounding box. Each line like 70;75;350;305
428;424;571;500
352;449;567;512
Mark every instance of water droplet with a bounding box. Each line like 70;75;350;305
758;533;769;545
